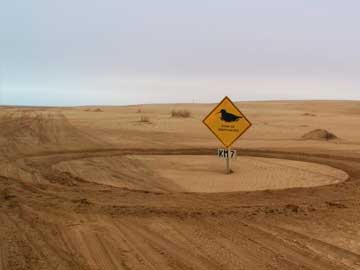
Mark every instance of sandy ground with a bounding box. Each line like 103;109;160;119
128;155;348;192
53;154;348;193
1;101;360;269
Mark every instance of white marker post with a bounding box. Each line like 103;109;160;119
218;148;236;174
226;147;231;174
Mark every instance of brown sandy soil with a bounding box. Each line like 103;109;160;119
1;101;360;269
126;155;348;192
54;154;348;192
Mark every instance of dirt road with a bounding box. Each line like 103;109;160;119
1;107;360;269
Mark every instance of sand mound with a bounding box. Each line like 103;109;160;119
93;108;103;112
55;155;348;193
55;155;347;193
0;111;102;156
85;108;103;112
302;129;338;141
302;112;316;117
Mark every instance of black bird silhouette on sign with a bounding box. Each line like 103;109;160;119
218;109;242;122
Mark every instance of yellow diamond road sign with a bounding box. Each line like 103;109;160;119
203;96;252;148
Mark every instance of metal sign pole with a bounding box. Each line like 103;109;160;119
226;147;231;174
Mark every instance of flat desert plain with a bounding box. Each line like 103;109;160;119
1;100;360;270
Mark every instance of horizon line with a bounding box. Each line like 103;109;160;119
1;98;360;108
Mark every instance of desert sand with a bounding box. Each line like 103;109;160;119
128;155;347;192
1;101;360;269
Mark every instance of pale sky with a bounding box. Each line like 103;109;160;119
1;1;360;106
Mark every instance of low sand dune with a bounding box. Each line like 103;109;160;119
0;110;104;157
54;154;348;193
302;129;338;141
130;155;348;192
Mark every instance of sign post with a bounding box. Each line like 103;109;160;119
226;147;231;174
203;96;252;174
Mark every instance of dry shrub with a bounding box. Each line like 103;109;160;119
171;109;191;118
